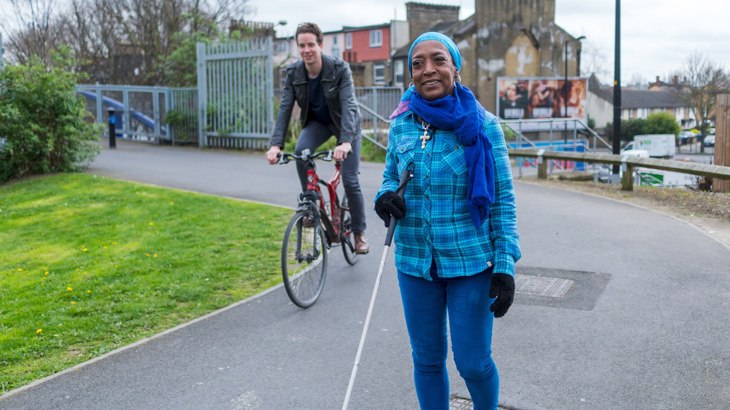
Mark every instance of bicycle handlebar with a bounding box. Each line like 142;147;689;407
277;149;334;165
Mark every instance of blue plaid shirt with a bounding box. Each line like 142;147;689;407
376;111;521;280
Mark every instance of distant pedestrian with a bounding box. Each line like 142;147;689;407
266;22;369;254
374;32;521;409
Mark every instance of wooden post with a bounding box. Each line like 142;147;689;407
621;163;634;191
537;149;548;180
714;94;730;192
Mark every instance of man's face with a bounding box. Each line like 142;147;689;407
297;33;323;65
410;40;457;100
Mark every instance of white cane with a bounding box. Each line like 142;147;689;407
342;167;413;410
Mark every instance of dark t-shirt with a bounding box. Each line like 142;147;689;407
307;72;332;126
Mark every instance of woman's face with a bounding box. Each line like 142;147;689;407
411;40;457;100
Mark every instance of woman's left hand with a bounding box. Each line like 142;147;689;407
489;273;515;318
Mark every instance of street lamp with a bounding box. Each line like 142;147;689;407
563;35;586;144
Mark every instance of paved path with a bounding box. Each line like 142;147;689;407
2;140;729;410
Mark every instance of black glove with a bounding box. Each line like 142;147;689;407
374;191;406;228
489;273;515;318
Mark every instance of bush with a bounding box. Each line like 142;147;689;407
0;50;100;182
643;111;680;135
605;112;680;146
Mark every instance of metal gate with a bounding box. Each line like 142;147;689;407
196;37;274;148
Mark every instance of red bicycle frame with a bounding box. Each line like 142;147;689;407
306;161;342;242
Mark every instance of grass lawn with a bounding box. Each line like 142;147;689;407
0;173;292;394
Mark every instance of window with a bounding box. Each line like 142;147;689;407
345;33;352;50
373;63;385;84
369;30;382;48
394;60;404;88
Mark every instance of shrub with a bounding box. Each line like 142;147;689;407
643;111;680;135
0;49;100;182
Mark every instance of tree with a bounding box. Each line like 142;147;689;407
3;0;253;85
1;0;67;65
672;53;730;153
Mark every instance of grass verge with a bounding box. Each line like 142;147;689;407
0;173;291;394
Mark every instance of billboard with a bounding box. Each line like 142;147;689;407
496;77;588;127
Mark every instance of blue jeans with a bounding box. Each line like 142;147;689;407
295;120;366;233
397;265;499;410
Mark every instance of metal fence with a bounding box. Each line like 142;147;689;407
196;38;274;149
76;84;171;143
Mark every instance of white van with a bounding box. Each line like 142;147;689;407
622;134;676;158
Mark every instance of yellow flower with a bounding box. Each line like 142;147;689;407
70;301;77;305
146;253;151;257
148;222;155;226
45;271;49;276
87;290;92;294
17;268;24;272
153;253;158;258
36;328;43;334
67;287;73;292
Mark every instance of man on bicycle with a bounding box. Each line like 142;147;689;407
266;22;369;254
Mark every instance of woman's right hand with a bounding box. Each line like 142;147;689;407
266;146;282;164
374;191;406;227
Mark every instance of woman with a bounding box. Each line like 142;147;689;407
374;32;521;410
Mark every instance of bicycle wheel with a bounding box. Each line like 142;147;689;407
281;210;328;308
340;198;359;265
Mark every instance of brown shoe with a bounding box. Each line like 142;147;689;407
354;233;369;254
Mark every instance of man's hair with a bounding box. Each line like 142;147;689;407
295;22;324;45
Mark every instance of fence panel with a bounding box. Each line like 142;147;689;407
76;85;172;143
197;38;274;149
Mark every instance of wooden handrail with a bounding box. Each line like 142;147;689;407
508;148;730;191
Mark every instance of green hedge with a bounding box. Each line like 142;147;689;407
0;50;100;182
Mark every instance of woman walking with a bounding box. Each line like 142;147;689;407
374;32;521;410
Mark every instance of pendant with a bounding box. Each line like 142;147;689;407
420;122;431;149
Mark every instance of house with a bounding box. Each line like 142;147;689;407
588;75;696;130
341;21;409;87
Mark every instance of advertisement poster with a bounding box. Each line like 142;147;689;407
496;77;588;130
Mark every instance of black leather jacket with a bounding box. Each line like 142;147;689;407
270;54;361;148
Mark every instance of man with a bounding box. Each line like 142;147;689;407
266;22;368;254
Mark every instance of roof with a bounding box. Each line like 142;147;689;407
588;74;690;109
342;23;390;32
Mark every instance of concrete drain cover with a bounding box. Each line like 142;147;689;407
514;267;611;311
515;275;573;298
450;395;473;409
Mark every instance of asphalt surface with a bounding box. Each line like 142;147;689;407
2;140;729;410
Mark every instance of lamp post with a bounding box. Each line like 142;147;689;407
563;35;586;144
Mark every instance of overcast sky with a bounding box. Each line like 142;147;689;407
248;0;730;86
1;0;727;86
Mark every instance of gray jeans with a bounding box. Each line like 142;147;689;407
295;121;366;234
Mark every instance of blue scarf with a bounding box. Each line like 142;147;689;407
407;82;495;228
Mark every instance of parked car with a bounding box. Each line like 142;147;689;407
703;135;715;147
678;131;695;145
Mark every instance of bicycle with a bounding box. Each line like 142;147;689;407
277;149;360;308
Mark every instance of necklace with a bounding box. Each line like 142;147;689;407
420;121;431;149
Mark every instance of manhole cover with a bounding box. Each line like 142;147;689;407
515;275;574;298
513;267;611;310
450;395;473;409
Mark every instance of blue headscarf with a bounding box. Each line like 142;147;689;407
395;32;495;228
